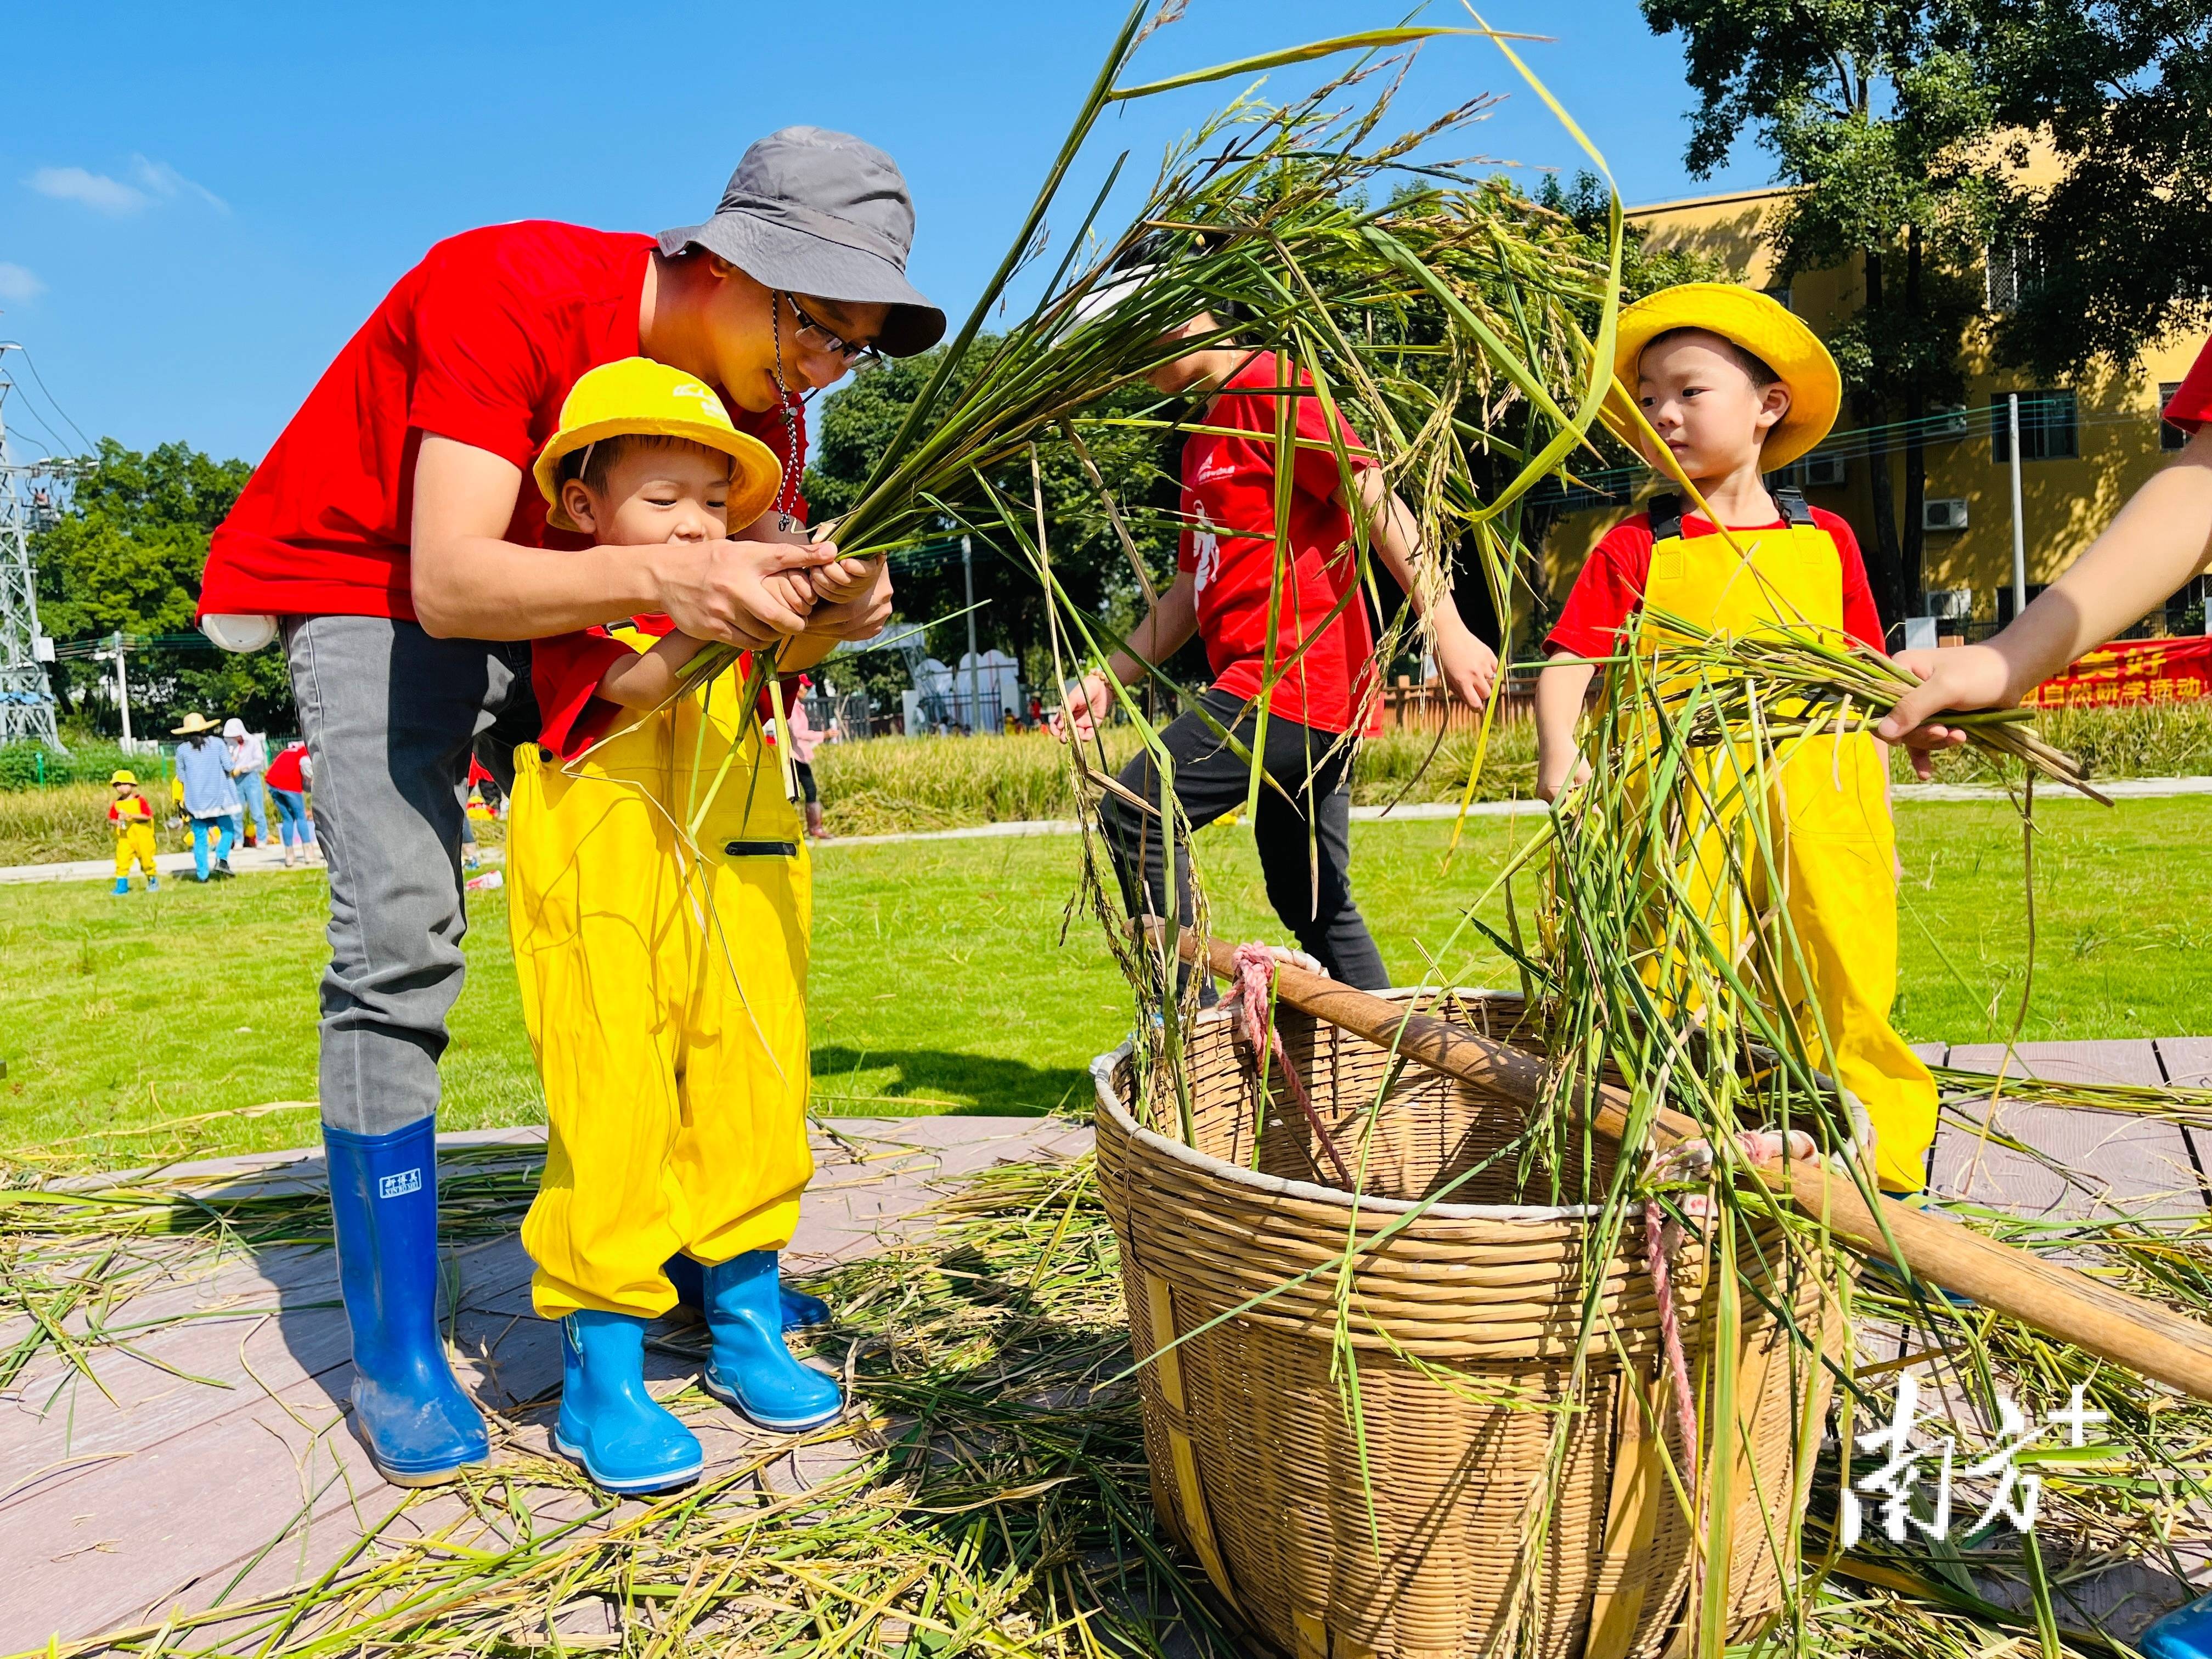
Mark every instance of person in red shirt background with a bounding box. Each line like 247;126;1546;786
1059;310;1497;992
193;128;939;1490
262;738;316;867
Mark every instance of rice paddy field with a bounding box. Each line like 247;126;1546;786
0;792;2204;1172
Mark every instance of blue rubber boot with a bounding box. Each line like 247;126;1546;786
701;1252;843;1431
2143;1596;2212;1658
554;1311;704;1494
665;1253;830;1330
111;877;129;895
324;1119;490;1486
145;875;158;891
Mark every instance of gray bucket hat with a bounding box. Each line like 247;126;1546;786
659;127;945;358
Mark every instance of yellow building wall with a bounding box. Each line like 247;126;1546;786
1540;184;2202;635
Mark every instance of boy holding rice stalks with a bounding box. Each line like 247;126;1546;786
507;357;844;1495
1533;283;1937;1196
1061;309;1497;990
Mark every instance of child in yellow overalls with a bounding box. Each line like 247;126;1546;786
1533;284;1938;1197
108;771;160;894
510;358;847;1494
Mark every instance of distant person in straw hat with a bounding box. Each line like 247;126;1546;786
191;128;936;1488
106;770;160;894
1532;282;1933;1197
171;712;241;882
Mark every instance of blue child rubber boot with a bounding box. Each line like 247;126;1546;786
554;1311;704;1494
665;1252;830;1330
323;1118;491;1486
701;1252;843;1431
2144;1596;2212;1658
145;875;157;891
111;877;129;895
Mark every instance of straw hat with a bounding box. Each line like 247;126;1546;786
110;769;137;786
172;712;219;736
532;358;784;534
1609;283;1842;473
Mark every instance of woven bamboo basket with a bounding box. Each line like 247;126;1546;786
1093;990;1839;1659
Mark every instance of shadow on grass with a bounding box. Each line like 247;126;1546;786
809;1045;1093;1118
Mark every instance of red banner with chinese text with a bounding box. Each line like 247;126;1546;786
2025;635;2212;708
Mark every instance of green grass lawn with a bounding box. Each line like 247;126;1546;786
2;795;2207;1169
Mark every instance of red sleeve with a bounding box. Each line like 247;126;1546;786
1546;518;1655;658
1818;511;1887;652
532;629;640;760
1291;380;1372;500
108;802;120;824
2165;337;2212;435
404;247;550;470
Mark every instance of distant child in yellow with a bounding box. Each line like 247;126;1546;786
509;358;867;1496
1533;285;1937;1195
108;770;160;895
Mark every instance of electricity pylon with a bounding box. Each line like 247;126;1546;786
0;343;65;749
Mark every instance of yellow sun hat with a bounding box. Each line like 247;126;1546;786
533;357;784;534
1606;282;1842;475
110;769;137;786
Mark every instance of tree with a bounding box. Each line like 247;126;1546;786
32;439;292;737
1641;1;1998;626
1955;0;2212;379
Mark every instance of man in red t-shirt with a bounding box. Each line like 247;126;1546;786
195;128;942;1490
1884;337;2212;760
1059;313;1497;990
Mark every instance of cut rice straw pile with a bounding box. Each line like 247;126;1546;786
12;1153;1247;1659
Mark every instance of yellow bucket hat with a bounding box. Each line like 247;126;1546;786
110;769;137;786
533;358;784;533
1607;283;1842;474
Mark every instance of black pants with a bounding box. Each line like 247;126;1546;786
1099;689;1389;990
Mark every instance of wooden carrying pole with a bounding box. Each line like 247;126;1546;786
1179;933;2212;1403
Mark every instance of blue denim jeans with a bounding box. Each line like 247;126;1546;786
234;768;267;839
188;815;234;880
270;787;312;847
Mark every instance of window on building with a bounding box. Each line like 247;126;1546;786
2163;381;2190;452
1985;241;2040;313
1989;391;2078;462
1762;283;1793;313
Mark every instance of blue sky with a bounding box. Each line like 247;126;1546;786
0;2;1770;464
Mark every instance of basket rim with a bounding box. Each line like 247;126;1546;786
1091;996;1603;1223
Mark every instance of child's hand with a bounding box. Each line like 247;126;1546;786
763;568;819;619
810;553;881;605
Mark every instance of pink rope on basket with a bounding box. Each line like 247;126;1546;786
1643;1127;1820;1455
1228;944;1357;1190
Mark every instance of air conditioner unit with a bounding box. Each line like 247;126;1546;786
1797;453;1846;488
1932;404;1969;439
1925;588;1973;620
1923;498;1970;533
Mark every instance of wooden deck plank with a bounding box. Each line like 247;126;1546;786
1934;1041;2203;1222
0;1119;1088;1652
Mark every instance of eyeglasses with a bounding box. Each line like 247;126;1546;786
782;294;884;371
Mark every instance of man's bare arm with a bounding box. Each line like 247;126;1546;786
407;435;829;645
